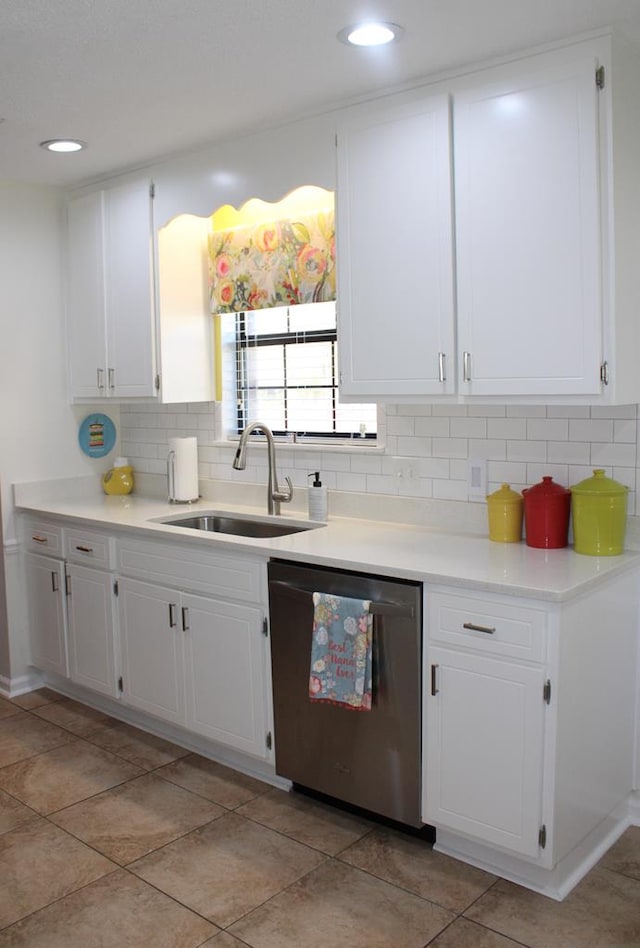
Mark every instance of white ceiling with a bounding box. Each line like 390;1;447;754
2;0;640;189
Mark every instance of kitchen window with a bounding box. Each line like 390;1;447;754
231;301;377;440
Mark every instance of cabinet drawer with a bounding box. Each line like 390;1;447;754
64;529;113;569
428;591;547;662
24;519;63;557
115;537;264;603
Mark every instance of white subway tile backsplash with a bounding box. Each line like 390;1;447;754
488;418;527;440
386;415;415;437
414;416;451;438
507;406;546;418
525;463;570;486
119;401;640;523
487;461;527;485
450;417;487;439
547;441;590;465
527;418;569;441
614;419;637;443
506;440;547;462
468;439;507;461
396;436;432;457
432;438;468;459
569;419;614;442
590;442;636;467
591;405;637;419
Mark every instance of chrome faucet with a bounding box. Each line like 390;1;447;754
232;422;293;515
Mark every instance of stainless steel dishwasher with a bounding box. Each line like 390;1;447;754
268;559;423;827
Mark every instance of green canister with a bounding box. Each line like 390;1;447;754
570;469;628;556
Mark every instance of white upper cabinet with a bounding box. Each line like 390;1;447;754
67;180;156;399
336;36;640;404
336;94;455;398
454;56;602;397
66;179;215;403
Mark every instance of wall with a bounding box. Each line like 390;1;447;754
0;183;113;685
120;400;639;522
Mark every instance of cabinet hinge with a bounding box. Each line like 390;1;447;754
543;679;552;705
600;361;609;385
262;617;269;637
266;731;272;750
118;676;123;693
538;824;547;849
149;182;155;199
596;65;605;89
155;374;160;391
113;579;119;596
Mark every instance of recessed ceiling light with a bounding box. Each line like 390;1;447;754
39;139;87;153
338;22;403;47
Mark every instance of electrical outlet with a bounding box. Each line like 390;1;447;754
467;458;487;502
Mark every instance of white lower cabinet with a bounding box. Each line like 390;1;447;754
25;552;69;678
115;538;270;760
424;573;639;889
426;645;545;859
118;578;186;724
66;564;117;697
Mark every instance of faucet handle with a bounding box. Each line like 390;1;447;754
273;476;293;504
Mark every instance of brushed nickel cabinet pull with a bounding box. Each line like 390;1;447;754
108;368;115;390
463;621;496;634
181;607;190;632
168;603;177;628
463;351;471;383
51;571;58;592
97;368;105;390
430;664;439;696
438;351;446;383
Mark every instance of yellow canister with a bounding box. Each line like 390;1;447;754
570;469;628;556
102;457;134;496
486;483;523;543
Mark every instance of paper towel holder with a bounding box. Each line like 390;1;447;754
167;449;200;504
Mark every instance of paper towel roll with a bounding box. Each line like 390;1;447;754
168;437;199;502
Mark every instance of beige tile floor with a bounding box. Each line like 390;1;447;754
0;689;639;947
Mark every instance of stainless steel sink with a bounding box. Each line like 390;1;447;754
159;513;320;538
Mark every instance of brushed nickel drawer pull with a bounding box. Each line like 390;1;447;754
51;571;58;592
75;545;94;554
32;535;48;544
463;621;496;634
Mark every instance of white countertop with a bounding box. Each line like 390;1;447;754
14;483;640;602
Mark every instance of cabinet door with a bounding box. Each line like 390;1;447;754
454;56;602;396
182;593;267;758
25;554;69;677
425;646;545;858
66;565;117;697
336;93;455;398
118;578;186;725
103;180;157;397
67;191;107;399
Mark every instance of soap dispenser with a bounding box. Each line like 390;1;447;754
308;472;328;522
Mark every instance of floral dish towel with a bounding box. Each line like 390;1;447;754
309;592;373;711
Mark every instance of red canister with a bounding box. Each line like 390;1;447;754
522;476;571;549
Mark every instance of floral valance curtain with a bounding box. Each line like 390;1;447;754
208;209;335;313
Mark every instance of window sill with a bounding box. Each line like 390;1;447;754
212;437;385;455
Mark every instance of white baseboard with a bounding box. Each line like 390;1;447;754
0;671;43;699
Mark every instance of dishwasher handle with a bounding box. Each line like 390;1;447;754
268;580;415;618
